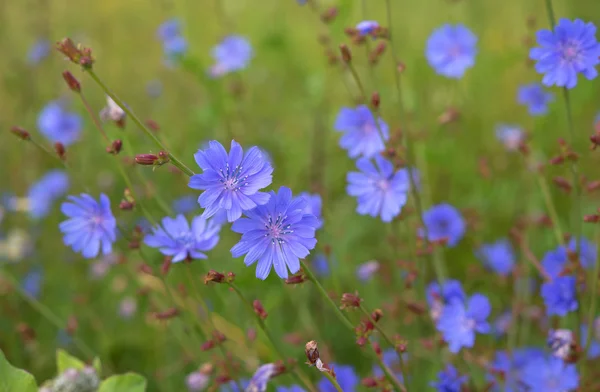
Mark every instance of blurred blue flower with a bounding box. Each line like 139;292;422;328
356;260;379;282
22;267;43;298
219;379;249;392
312;253;330;277
488;349;544;392
495;124;524;151
172;195;198;215
346;155;410;222
317;364;358;392
296;0;307;5
163;36;188;60
430;365;467;392
419;203;465;247
189;140;273;222
209;35;253;77
118;297;137;319
186;371;209;391
157;19;181;41
517;83;554;115
426;279;466;306
59;194;116;258
568;236;596;269
530;18;600;89
356;21;380;36
425;24;477;79
27;39;50;65
476;239;515;276
581;320;600;359
541;246;568;278
144;215;221;263
541;276;578;316
38;100;82;146
231;186;319;280
436;293;491;353
277;386;305;392
247;363;276;392
27;170;69;219
521;356;578;392
492;311;512;337
373;349;406;382
298;192;323;229
334;105;389;158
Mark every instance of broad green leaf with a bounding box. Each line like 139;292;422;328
98;373;147;392
0;350;37;392
56;349;86;373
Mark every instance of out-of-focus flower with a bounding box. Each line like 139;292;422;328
209;35;253;77
99;96;126;123
27;39;50;65
547;329;574;360
157;19;181;41
476;239;515;276
373;349;407;382
189;140;273;222
356;21;380;36
521;356;578;392
0;229;32;262
246;363;276;392
436;293;491;353
59;194;117;258
334;105;389;158
231;186;319;280
37;100;82;146
146;79;163;98
27;170;69;219
312;253;330;277
517;83;554;115
22;267;43;299
426;279;466;322
157;19;187;62
276;386;305;392
530;18;600;89
89;254;115;280
419;203;466;247
425;24;477;79
495;124;525;151
347;155;410;222
186;371;209;391
541;276;578;316
430;365;467;392
492;311;512;337
356;260;379;282
49;367;100;392
298;192;323;229
172;195;199;215
488;349;544;392
317;364;358;392
144;215;221;263
219;379;248;392
541;246;568;278
581;321;600;359
118;297;137;319
568;237;596;269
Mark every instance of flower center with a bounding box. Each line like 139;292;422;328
561;42;581;62
175;231;195;247
265;214;293;244
219;164;247;191
449;44;463;58
362;122;377;134
376;179;390;191
461;316;476;332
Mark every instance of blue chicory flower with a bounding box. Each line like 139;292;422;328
517;83;554;116
425;24;477;79
430;365;467;392
356;260;380;282
144;215;221;263
27;39;51;65
488;349;545;392
59;194;117;258
419;203;466;247
426;279;466;322
189;140;273;222
230;186;320;280
157;19;181;41
476;239;515;276
27;170;70;219
541;276;578;316
436;293;491;353
172;195;199;215
521;356;578;392
530;18;600;89
334;105;389;158
246;363;276;392
37;100;82;146
298;192;323;229
495;124;525;151
346;155;410;222
317;364;359;392
209;35;253;77
356;21;380;36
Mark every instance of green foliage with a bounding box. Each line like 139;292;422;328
0;350;37;392
97;374;147;392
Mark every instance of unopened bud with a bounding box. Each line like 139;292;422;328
56;38;94;69
200;340;216;351
553;176;572;192
284;271;306;285
371;309;383;322
107;139;123;155
10;126;30;140
253;299;268;320
135;154;158;165
161;257;172;275
584;215;600;223
62;71;81;92
145;119;160;132
154;307;179;320
138;263;154;275
371;92;380;110
119;201;135;210
340;292;362;310
54;142;66;160
361;377;378;388
339;44;352;63
204;270;225;284
305;340;320;365
320;7;338;23
549;155;565;165
586;180;600;192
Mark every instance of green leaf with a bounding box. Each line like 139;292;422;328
56;349;86;373
0;349;38;392
92;357;102;374
98;373;147;392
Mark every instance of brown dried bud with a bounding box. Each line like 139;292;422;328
406;301;427;315
589;133;600;150
161;257;172;276
549;155;565;165
56;38;94;69
371;309;383;322
145;119;160;132
320;7;338;23
66;315;78;335
205;270;226;284
397;62;407;73
154;307;179;320
339;44;352;63
584;215;600;223
305;340;320;365
10;126;30;140
340;292;362;310
54;142;66;160
553;176;572;192
371;92;380;110
135;154;158;165
119;201;135;210
16;323;36;342
107;139;123;155
285;271;306;285
586;180;600;192
438;107;460;125
253;299;268;320
138;263;154;275
344;27;358;37
362;377;379;388
247;328;257;342
62;71;81;92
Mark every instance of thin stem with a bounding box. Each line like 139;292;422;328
371;346;406;392
1;269;96;360
322;372;343;392
359;305;409;392
79;94;109;142
536;175;565;246
544;0;557;27
228;283;317;392
86;70;195;177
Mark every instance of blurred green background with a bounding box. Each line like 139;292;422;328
1;0;600;390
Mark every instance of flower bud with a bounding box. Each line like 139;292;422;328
284;271;306;285
553;176;572;192
154;307;179;320
119;201;135;210
204;270;225;284
305;340;320;365
54;142;66;160
371;309;383;322
11;126;30;140
253;299;268;320
320;7;337;23
135;154;158;165
361;377;378;388
107;139;123;155
56;38;94;69
62;71;81;92
371;92;380;110
66;315;78;335
584;215;600;223
340;292;362;310
161;257;172;276
339;44;352;63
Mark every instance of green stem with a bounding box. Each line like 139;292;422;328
323;372;343;392
536;175;565;246
86;70;195;177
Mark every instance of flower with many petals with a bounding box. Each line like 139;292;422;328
334;105;389;158
37;100;82;146
419;203;465;247
517;83;554;115
436;293;491;353
426;24;477;79
27;170;69;219
356;21;380;36
210;35;253;77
